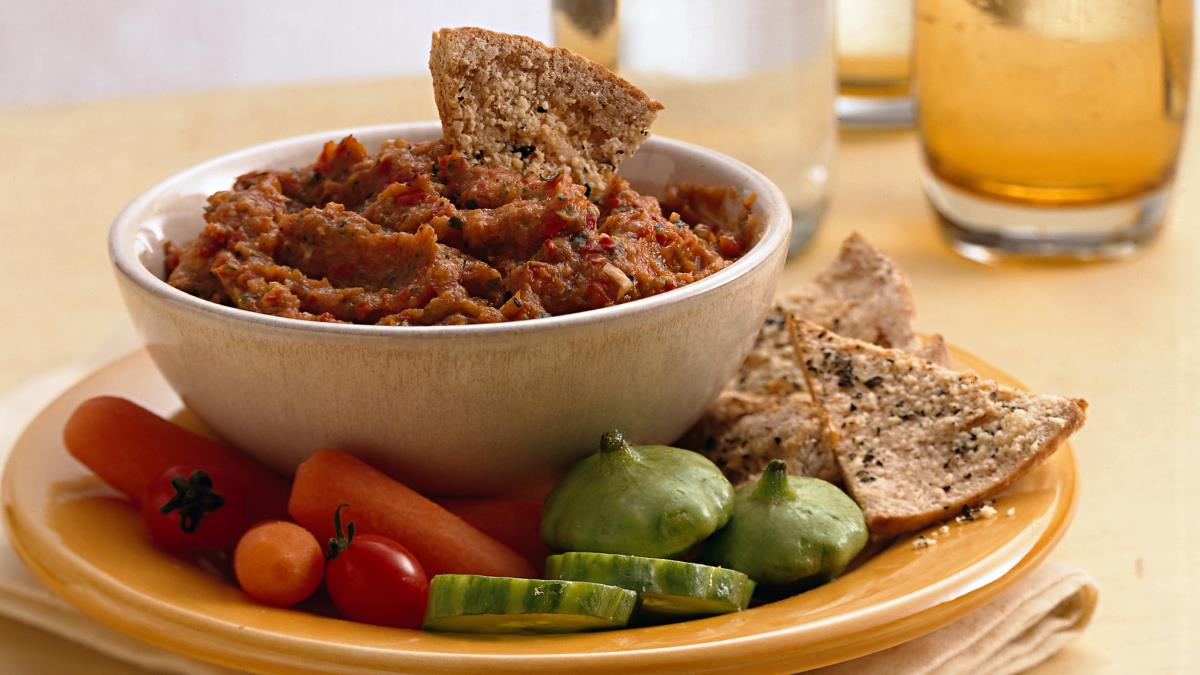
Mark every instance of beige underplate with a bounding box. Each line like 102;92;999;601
2;347;1076;674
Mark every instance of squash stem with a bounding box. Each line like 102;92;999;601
600;430;630;455
753;460;796;501
599;429;643;464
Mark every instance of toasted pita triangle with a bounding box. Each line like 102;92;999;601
790;317;1086;538
429;27;663;192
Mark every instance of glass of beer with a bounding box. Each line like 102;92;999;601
914;0;1192;261
836;0;915;127
553;0;837;256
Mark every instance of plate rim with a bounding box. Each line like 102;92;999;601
2;348;1077;673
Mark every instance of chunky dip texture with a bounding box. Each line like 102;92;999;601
166;136;756;325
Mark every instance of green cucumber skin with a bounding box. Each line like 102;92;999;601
423;575;637;633
546;552;754;615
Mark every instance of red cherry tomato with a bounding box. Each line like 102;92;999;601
141;466;248;554
324;504;429;628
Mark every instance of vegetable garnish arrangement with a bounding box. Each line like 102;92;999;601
62;383;876;633
61;393;855;632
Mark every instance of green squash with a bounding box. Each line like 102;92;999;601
423;574;637;633
540;430;734;558
701;459;868;586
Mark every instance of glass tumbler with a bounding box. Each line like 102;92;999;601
554;0;837;256
836;0;916;127
914;0;1193;261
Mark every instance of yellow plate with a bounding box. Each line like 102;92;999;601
2;348;1076;674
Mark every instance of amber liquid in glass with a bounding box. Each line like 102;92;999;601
837;0;913;97
551;0;619;69
915;0;1192;207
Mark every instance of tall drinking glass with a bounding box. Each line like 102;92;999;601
836;0;915;127
554;0;837;256
914;0;1192;261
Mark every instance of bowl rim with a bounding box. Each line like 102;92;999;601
108;121;791;338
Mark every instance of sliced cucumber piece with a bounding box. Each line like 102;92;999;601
546;552;755;617
423;574;637;633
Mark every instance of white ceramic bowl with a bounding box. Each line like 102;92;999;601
109;122;790;496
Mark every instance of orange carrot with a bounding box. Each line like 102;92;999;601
435;498;551;571
63;396;289;522
288;449;535;579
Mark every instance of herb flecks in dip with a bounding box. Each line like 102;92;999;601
166;136;756;326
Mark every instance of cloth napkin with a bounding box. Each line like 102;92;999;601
811;561;1098;675
0;365;1098;675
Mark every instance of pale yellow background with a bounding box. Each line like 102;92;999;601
1;76;1197;672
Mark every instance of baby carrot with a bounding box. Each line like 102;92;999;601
435;498;551;570
63;396;289;522
288;449;535;578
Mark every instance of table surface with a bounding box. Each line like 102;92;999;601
2;77;1197;673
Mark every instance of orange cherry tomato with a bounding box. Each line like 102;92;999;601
234;520;324;607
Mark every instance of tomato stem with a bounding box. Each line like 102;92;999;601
158;470;225;533
327;503;356;561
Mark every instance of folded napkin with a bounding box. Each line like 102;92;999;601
0;366;1098;674
812;561;1098;675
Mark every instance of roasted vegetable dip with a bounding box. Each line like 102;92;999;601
165;136;757;325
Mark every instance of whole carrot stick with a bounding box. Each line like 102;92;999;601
289;449;535;578
63;396;289;522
